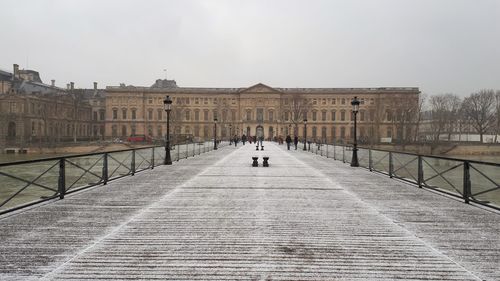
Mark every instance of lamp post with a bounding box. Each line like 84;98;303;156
351;96;360;167
213;118;218;150
163;96;172;165
303;118;308;151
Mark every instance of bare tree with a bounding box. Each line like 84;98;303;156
427;93;461;143
282;94;312;136
414;93;426;142
390;95;421;144
461;89;496;143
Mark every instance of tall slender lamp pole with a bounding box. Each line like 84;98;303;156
214;118;218;150
303;118;308;151
351;96;360;167
163;96;172;165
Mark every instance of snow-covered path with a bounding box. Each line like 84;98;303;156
0;142;498;280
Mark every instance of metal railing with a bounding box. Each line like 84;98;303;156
0;140;226;215
306;142;500;211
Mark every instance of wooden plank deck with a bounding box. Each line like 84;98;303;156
0;143;498;280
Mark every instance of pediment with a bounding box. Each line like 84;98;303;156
239;83;282;94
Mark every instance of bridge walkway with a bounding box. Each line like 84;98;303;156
0;142;499;280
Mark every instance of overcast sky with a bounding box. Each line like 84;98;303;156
1;0;499;96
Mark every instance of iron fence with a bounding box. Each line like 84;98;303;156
309;142;500;211
0;141;225;215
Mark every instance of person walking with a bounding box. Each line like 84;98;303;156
285;135;292;150
233;135;238;147
241;134;247;145
293;135;298;150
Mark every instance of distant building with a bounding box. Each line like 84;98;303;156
105;80;421;144
0;64;96;149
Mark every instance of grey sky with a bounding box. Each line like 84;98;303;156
1;0;499;96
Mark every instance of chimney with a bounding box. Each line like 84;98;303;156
67;83;70;90
51;80;55;87
13;64;19;79
93;82;98;90
70;82;74;90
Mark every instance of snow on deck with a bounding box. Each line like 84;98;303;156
0;143;499;280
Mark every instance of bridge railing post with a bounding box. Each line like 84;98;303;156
151;147;155;169
103;153;108;185
58;158;66;199
463;161;471;204
326;144;329;158
389;151;393;178
333;143;336;160
177;143;180;161
369;149;373;171
131;150;136;176
417;155;423;188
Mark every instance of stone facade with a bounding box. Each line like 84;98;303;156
0;65;94;149
105;81;420;144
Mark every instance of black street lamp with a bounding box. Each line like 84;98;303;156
303;118;308;151
163;96;173;165
351;96;360;167
213;118;218;150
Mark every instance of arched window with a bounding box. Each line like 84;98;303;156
268;126;274;138
312;126;317;139
185;110;190;121
7;122;16;138
321;127;327;141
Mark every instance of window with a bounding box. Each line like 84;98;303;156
387;128;392;138
312;111;317;121
331;111;336;121
148;98;153;104
321;111;326;121
131;109;136;120
370;109;375;121
312;99;317;105
284;111;289;121
341;98;346;105
195;110;200;121
331;127;336;139
213;110;218;120
157;126;162;137
340;127;346;139
204;110;209;121
321;127;327;140
99;110;105;121
322;99;326;105
360;110;365;121
195;98;199;104
121;125;127;137
157;109;162;120
312;126;317;139
340;111;346;121
231;110;236;121
386;110;393;121
332;99;336;105
122;108;127;119
256;108;263;122
246;110;252;121
185;110;190;121
148;109;153;120
9;102;16;113
93;112;97;121
269;110;274;122
113;109;118;120
131;126;136;136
